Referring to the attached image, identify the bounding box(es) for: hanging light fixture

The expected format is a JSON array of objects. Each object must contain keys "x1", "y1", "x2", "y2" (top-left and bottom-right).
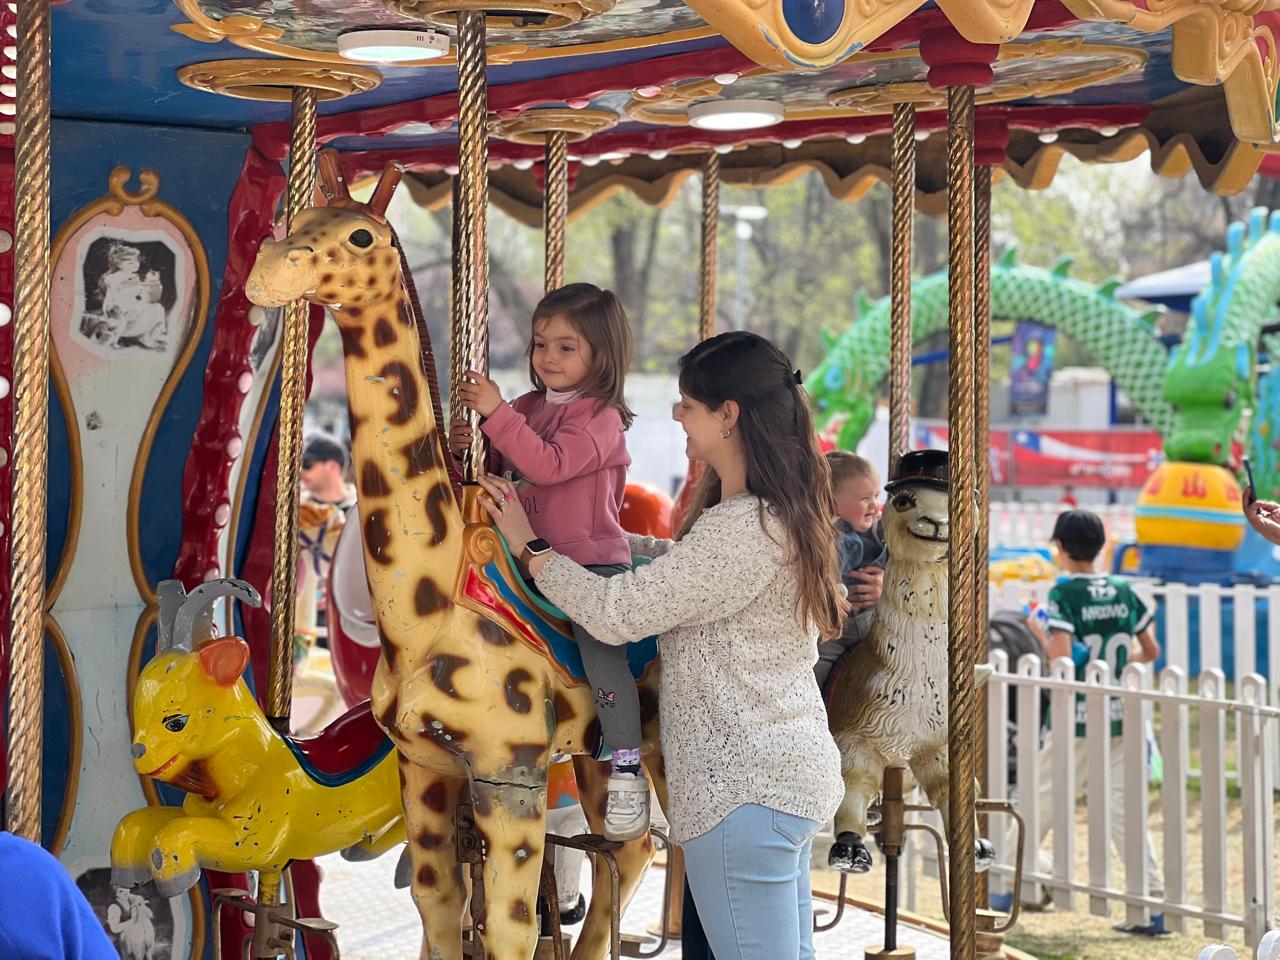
[
  {"x1": 689, "y1": 99, "x2": 784, "y2": 131},
  {"x1": 337, "y1": 29, "x2": 450, "y2": 63}
]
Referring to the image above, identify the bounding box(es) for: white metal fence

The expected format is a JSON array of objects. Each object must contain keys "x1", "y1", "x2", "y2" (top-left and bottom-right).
[{"x1": 908, "y1": 652, "x2": 1280, "y2": 949}]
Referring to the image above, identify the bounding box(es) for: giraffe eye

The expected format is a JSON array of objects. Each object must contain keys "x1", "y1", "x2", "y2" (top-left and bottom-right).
[{"x1": 349, "y1": 229, "x2": 374, "y2": 248}]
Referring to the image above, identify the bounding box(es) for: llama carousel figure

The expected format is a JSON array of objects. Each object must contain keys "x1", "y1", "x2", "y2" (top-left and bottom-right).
[{"x1": 825, "y1": 450, "x2": 996, "y2": 874}]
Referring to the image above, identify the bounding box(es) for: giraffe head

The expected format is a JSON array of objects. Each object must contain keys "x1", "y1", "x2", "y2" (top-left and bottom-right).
[{"x1": 246, "y1": 151, "x2": 405, "y2": 312}]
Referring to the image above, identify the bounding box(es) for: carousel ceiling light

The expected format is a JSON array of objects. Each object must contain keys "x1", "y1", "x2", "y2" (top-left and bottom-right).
[
  {"x1": 337, "y1": 29, "x2": 449, "y2": 63},
  {"x1": 0, "y1": 82, "x2": 12, "y2": 97},
  {"x1": 599, "y1": 151, "x2": 627, "y2": 161},
  {"x1": 648, "y1": 149, "x2": 669, "y2": 160},
  {"x1": 713, "y1": 73, "x2": 740, "y2": 86},
  {"x1": 781, "y1": 138, "x2": 802, "y2": 149},
  {"x1": 513, "y1": 158, "x2": 535, "y2": 170},
  {"x1": 1037, "y1": 131, "x2": 1059, "y2": 143},
  {"x1": 581, "y1": 155, "x2": 601, "y2": 166},
  {"x1": 4, "y1": 46, "x2": 15, "y2": 60},
  {"x1": 913, "y1": 129, "x2": 930, "y2": 142},
  {"x1": 1099, "y1": 124, "x2": 1121, "y2": 137},
  {"x1": 689, "y1": 99, "x2": 783, "y2": 131},
  {"x1": 1, "y1": 66, "x2": 12, "y2": 80},
  {"x1": 846, "y1": 133, "x2": 867, "y2": 145},
  {"x1": 713, "y1": 143, "x2": 735, "y2": 154}
]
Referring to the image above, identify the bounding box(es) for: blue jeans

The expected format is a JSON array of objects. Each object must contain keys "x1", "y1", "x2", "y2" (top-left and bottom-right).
[{"x1": 682, "y1": 804, "x2": 820, "y2": 960}]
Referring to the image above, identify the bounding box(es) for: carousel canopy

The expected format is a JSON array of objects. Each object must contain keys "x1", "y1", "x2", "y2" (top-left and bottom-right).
[{"x1": 45, "y1": 1, "x2": 1280, "y2": 214}]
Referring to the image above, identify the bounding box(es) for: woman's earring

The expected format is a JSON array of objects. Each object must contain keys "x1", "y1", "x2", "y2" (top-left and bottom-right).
[{"x1": 720, "y1": 428, "x2": 732, "y2": 439}]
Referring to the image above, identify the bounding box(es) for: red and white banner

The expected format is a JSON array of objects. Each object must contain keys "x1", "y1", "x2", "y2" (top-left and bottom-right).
[{"x1": 914, "y1": 422, "x2": 1163, "y2": 488}]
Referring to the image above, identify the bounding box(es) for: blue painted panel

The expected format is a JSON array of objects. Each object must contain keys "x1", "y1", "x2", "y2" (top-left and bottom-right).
[{"x1": 782, "y1": 0, "x2": 843, "y2": 46}]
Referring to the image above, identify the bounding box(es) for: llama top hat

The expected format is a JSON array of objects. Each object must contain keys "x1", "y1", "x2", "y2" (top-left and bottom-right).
[{"x1": 884, "y1": 449, "x2": 949, "y2": 494}]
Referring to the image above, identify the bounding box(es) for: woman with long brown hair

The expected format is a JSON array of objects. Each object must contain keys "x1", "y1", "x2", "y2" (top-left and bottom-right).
[{"x1": 479, "y1": 331, "x2": 844, "y2": 960}]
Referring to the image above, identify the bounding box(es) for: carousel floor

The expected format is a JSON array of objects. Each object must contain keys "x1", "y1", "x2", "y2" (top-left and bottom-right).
[{"x1": 316, "y1": 832, "x2": 953, "y2": 959}]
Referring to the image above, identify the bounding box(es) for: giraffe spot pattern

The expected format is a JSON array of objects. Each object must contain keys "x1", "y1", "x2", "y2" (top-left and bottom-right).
[
  {"x1": 503, "y1": 668, "x2": 533, "y2": 714},
  {"x1": 414, "y1": 577, "x2": 451, "y2": 616},
  {"x1": 373, "y1": 318, "x2": 397, "y2": 348},
  {"x1": 377, "y1": 693, "x2": 399, "y2": 732},
  {"x1": 402, "y1": 435, "x2": 442, "y2": 480},
  {"x1": 420, "y1": 713, "x2": 468, "y2": 747},
  {"x1": 553, "y1": 691, "x2": 575, "y2": 724},
  {"x1": 338, "y1": 325, "x2": 366, "y2": 360},
  {"x1": 422, "y1": 781, "x2": 449, "y2": 813},
  {"x1": 417, "y1": 830, "x2": 446, "y2": 850},
  {"x1": 478, "y1": 619, "x2": 513, "y2": 646},
  {"x1": 427, "y1": 653, "x2": 469, "y2": 699},
  {"x1": 416, "y1": 864, "x2": 437, "y2": 888},
  {"x1": 363, "y1": 509, "x2": 394, "y2": 565},
  {"x1": 377, "y1": 360, "x2": 419, "y2": 426},
  {"x1": 508, "y1": 743, "x2": 547, "y2": 775},
  {"x1": 377, "y1": 629, "x2": 398, "y2": 671},
  {"x1": 424, "y1": 481, "x2": 451, "y2": 546},
  {"x1": 513, "y1": 840, "x2": 537, "y2": 865},
  {"x1": 360, "y1": 461, "x2": 392, "y2": 498},
  {"x1": 509, "y1": 901, "x2": 530, "y2": 923}
]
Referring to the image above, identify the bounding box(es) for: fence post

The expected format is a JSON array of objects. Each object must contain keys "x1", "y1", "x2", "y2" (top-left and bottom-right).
[
  {"x1": 1200, "y1": 669, "x2": 1228, "y2": 940},
  {"x1": 1121, "y1": 663, "x2": 1151, "y2": 927},
  {"x1": 1166, "y1": 583, "x2": 1190, "y2": 676},
  {"x1": 1085, "y1": 659, "x2": 1112, "y2": 918},
  {"x1": 1266, "y1": 585, "x2": 1280, "y2": 786},
  {"x1": 1239, "y1": 675, "x2": 1274, "y2": 949},
  {"x1": 1049, "y1": 656, "x2": 1075, "y2": 911},
  {"x1": 1200, "y1": 585, "x2": 1223, "y2": 677},
  {"x1": 1233, "y1": 584, "x2": 1258, "y2": 681},
  {"x1": 1159, "y1": 666, "x2": 1188, "y2": 934},
  {"x1": 987, "y1": 649, "x2": 1010, "y2": 892},
  {"x1": 1016, "y1": 653, "x2": 1043, "y2": 903}
]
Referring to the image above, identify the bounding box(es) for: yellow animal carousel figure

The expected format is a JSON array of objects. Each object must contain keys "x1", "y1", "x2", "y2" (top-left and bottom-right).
[
  {"x1": 245, "y1": 152, "x2": 666, "y2": 960},
  {"x1": 111, "y1": 578, "x2": 405, "y2": 900}
]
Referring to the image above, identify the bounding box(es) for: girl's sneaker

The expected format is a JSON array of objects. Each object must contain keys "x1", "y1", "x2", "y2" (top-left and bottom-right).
[{"x1": 604, "y1": 772, "x2": 650, "y2": 841}]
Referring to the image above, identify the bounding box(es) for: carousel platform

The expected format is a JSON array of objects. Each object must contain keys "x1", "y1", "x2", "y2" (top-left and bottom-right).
[{"x1": 316, "y1": 833, "x2": 955, "y2": 959}]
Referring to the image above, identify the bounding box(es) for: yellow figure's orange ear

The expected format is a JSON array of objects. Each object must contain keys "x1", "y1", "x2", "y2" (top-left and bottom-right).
[{"x1": 198, "y1": 637, "x2": 251, "y2": 687}]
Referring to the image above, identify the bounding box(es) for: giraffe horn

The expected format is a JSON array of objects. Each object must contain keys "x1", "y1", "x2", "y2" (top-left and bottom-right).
[
  {"x1": 367, "y1": 160, "x2": 405, "y2": 218},
  {"x1": 174, "y1": 578, "x2": 262, "y2": 650},
  {"x1": 317, "y1": 149, "x2": 352, "y2": 204}
]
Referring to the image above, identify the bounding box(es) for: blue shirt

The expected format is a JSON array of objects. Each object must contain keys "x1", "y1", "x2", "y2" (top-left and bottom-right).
[
  {"x1": 835, "y1": 518, "x2": 887, "y2": 583},
  {"x1": 0, "y1": 832, "x2": 117, "y2": 959}
]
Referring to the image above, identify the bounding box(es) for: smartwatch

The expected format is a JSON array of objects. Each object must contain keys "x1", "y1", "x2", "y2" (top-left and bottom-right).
[{"x1": 519, "y1": 538, "x2": 553, "y2": 566}]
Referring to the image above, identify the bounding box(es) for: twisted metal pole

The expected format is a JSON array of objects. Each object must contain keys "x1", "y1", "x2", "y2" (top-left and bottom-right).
[
  {"x1": 452, "y1": 10, "x2": 490, "y2": 483},
  {"x1": 889, "y1": 103, "x2": 916, "y2": 473},
  {"x1": 699, "y1": 152, "x2": 720, "y2": 341},
  {"x1": 973, "y1": 163, "x2": 993, "y2": 906},
  {"x1": 946, "y1": 82, "x2": 978, "y2": 960},
  {"x1": 544, "y1": 130, "x2": 568, "y2": 293},
  {"x1": 5, "y1": 0, "x2": 51, "y2": 841},
  {"x1": 265, "y1": 87, "x2": 316, "y2": 736}
]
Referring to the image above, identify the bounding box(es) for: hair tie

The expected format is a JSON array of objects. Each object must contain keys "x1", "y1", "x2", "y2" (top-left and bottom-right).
[{"x1": 793, "y1": 369, "x2": 803, "y2": 385}]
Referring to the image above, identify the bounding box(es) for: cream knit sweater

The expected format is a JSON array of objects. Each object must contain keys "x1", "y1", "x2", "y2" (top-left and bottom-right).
[{"x1": 535, "y1": 494, "x2": 844, "y2": 844}]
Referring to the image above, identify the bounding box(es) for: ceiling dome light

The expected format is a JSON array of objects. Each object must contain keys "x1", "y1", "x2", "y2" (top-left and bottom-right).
[
  {"x1": 648, "y1": 149, "x2": 669, "y2": 160},
  {"x1": 846, "y1": 133, "x2": 867, "y2": 145},
  {"x1": 599, "y1": 151, "x2": 627, "y2": 161},
  {"x1": 1099, "y1": 124, "x2": 1121, "y2": 137},
  {"x1": 713, "y1": 143, "x2": 734, "y2": 154},
  {"x1": 1037, "y1": 130, "x2": 1059, "y2": 143},
  {"x1": 337, "y1": 29, "x2": 449, "y2": 63},
  {"x1": 781, "y1": 138, "x2": 802, "y2": 149},
  {"x1": 513, "y1": 158, "x2": 535, "y2": 170},
  {"x1": 689, "y1": 99, "x2": 784, "y2": 132},
  {"x1": 581, "y1": 156, "x2": 601, "y2": 166},
  {"x1": 913, "y1": 129, "x2": 930, "y2": 142},
  {"x1": 713, "y1": 72, "x2": 740, "y2": 86}
]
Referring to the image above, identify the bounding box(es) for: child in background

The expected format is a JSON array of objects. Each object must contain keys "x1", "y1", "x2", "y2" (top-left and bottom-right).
[
  {"x1": 451, "y1": 283, "x2": 649, "y2": 841},
  {"x1": 814, "y1": 451, "x2": 887, "y2": 693}
]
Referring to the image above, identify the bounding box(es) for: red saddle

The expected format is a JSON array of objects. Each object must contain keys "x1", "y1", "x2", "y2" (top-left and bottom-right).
[{"x1": 283, "y1": 701, "x2": 393, "y2": 785}]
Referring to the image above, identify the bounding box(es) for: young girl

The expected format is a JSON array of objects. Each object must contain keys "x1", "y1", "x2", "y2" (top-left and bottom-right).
[{"x1": 450, "y1": 283, "x2": 648, "y2": 841}]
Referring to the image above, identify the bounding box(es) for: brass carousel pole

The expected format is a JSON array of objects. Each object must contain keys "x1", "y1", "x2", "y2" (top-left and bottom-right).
[
  {"x1": 265, "y1": 87, "x2": 317, "y2": 738},
  {"x1": 699, "y1": 152, "x2": 720, "y2": 341},
  {"x1": 889, "y1": 104, "x2": 916, "y2": 470},
  {"x1": 544, "y1": 130, "x2": 568, "y2": 293},
  {"x1": 5, "y1": 0, "x2": 52, "y2": 841},
  {"x1": 452, "y1": 10, "x2": 490, "y2": 484},
  {"x1": 945, "y1": 81, "x2": 978, "y2": 960},
  {"x1": 973, "y1": 160, "x2": 993, "y2": 910}
]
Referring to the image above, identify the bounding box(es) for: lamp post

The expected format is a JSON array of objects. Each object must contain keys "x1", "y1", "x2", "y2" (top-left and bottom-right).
[{"x1": 722, "y1": 204, "x2": 767, "y2": 331}]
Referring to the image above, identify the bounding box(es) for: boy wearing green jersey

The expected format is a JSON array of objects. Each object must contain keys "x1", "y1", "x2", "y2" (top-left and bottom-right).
[{"x1": 995, "y1": 510, "x2": 1166, "y2": 935}]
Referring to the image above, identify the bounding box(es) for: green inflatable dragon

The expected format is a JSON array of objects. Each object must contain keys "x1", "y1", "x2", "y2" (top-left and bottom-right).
[{"x1": 807, "y1": 208, "x2": 1280, "y2": 500}]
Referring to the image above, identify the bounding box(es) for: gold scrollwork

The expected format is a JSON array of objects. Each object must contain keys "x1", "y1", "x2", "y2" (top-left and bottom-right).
[
  {"x1": 176, "y1": 59, "x2": 381, "y2": 103},
  {"x1": 490, "y1": 107, "x2": 620, "y2": 144},
  {"x1": 389, "y1": 0, "x2": 616, "y2": 30}
]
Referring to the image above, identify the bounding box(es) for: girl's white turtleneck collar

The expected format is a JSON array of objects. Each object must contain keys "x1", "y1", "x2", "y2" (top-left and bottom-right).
[{"x1": 545, "y1": 387, "x2": 581, "y2": 405}]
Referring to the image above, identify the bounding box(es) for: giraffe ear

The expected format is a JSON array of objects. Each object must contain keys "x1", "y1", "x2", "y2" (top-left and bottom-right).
[{"x1": 197, "y1": 638, "x2": 251, "y2": 687}]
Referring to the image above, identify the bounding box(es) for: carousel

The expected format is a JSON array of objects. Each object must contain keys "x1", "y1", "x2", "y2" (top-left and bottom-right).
[{"x1": 1, "y1": 1, "x2": 1277, "y2": 959}]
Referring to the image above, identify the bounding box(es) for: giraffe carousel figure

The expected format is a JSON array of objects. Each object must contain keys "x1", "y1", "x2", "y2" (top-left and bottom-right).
[{"x1": 245, "y1": 152, "x2": 666, "y2": 960}]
